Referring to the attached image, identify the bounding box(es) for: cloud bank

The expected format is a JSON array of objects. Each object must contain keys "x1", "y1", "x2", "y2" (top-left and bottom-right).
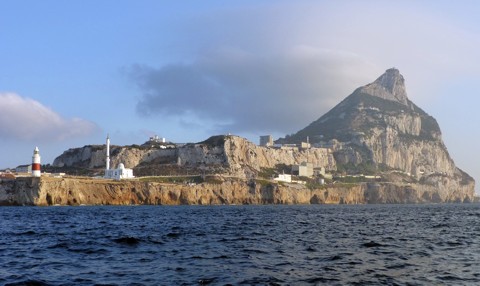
[
  {"x1": 0, "y1": 93, "x2": 98, "y2": 142},
  {"x1": 130, "y1": 47, "x2": 377, "y2": 134}
]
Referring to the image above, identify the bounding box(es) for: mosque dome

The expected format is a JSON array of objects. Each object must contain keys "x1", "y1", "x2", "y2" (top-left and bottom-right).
[{"x1": 118, "y1": 163, "x2": 125, "y2": 169}]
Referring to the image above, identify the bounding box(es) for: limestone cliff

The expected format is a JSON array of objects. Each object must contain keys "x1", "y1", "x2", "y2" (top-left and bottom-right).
[
  {"x1": 52, "y1": 144, "x2": 171, "y2": 170},
  {"x1": 178, "y1": 135, "x2": 336, "y2": 178},
  {"x1": 52, "y1": 136, "x2": 336, "y2": 178},
  {"x1": 0, "y1": 177, "x2": 473, "y2": 206}
]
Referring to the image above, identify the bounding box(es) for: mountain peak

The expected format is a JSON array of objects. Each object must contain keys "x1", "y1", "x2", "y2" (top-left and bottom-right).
[{"x1": 358, "y1": 68, "x2": 409, "y2": 106}]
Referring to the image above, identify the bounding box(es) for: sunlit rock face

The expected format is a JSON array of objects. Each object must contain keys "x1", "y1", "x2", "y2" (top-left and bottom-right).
[{"x1": 0, "y1": 177, "x2": 473, "y2": 206}]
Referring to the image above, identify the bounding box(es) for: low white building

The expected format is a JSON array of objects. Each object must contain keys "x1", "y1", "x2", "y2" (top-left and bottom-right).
[
  {"x1": 105, "y1": 163, "x2": 134, "y2": 180},
  {"x1": 274, "y1": 174, "x2": 292, "y2": 183},
  {"x1": 15, "y1": 164, "x2": 32, "y2": 174}
]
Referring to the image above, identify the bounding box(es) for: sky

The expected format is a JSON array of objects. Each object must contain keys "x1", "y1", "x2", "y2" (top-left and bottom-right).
[{"x1": 1, "y1": 0, "x2": 479, "y2": 192}]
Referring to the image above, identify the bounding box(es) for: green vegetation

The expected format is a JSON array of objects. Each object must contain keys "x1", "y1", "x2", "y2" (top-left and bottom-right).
[
  {"x1": 334, "y1": 176, "x2": 367, "y2": 184},
  {"x1": 42, "y1": 164, "x2": 98, "y2": 176},
  {"x1": 459, "y1": 169, "x2": 475, "y2": 185},
  {"x1": 306, "y1": 180, "x2": 327, "y2": 190},
  {"x1": 254, "y1": 179, "x2": 273, "y2": 186},
  {"x1": 354, "y1": 92, "x2": 408, "y2": 112},
  {"x1": 126, "y1": 144, "x2": 143, "y2": 150},
  {"x1": 139, "y1": 176, "x2": 204, "y2": 184},
  {"x1": 419, "y1": 115, "x2": 440, "y2": 141},
  {"x1": 203, "y1": 176, "x2": 224, "y2": 184},
  {"x1": 336, "y1": 161, "x2": 378, "y2": 176},
  {"x1": 86, "y1": 145, "x2": 104, "y2": 152},
  {"x1": 258, "y1": 167, "x2": 276, "y2": 179},
  {"x1": 277, "y1": 91, "x2": 443, "y2": 147},
  {"x1": 258, "y1": 164, "x2": 290, "y2": 179},
  {"x1": 138, "y1": 175, "x2": 226, "y2": 185},
  {"x1": 197, "y1": 135, "x2": 227, "y2": 148}
]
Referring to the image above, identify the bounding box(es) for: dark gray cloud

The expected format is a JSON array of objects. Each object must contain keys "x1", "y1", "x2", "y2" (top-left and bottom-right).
[{"x1": 129, "y1": 47, "x2": 377, "y2": 135}]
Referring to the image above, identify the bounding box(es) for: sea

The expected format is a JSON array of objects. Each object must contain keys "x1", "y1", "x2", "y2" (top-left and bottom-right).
[{"x1": 1, "y1": 204, "x2": 479, "y2": 285}]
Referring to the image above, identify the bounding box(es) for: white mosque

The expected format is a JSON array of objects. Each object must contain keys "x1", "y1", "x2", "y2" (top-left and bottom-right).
[{"x1": 104, "y1": 135, "x2": 134, "y2": 180}]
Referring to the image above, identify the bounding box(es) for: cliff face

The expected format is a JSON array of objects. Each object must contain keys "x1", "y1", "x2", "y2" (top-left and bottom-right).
[
  {"x1": 53, "y1": 146, "x2": 106, "y2": 168},
  {"x1": 178, "y1": 135, "x2": 336, "y2": 178},
  {"x1": 53, "y1": 145, "x2": 177, "y2": 170},
  {"x1": 0, "y1": 177, "x2": 472, "y2": 206},
  {"x1": 53, "y1": 136, "x2": 336, "y2": 178}
]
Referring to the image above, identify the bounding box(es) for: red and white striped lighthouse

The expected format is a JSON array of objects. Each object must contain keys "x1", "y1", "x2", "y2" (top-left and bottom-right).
[{"x1": 32, "y1": 146, "x2": 41, "y2": 177}]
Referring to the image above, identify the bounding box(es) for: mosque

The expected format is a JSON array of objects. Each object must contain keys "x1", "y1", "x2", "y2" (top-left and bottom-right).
[{"x1": 104, "y1": 135, "x2": 134, "y2": 180}]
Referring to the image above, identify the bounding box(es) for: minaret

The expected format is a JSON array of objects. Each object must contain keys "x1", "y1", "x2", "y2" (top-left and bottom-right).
[
  {"x1": 32, "y1": 147, "x2": 41, "y2": 177},
  {"x1": 106, "y1": 134, "x2": 110, "y2": 170}
]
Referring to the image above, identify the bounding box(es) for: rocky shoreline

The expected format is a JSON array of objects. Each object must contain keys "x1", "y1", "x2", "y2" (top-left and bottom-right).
[{"x1": 0, "y1": 176, "x2": 473, "y2": 206}]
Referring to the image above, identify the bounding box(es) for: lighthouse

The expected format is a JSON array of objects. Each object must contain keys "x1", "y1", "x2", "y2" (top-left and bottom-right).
[{"x1": 32, "y1": 147, "x2": 41, "y2": 177}]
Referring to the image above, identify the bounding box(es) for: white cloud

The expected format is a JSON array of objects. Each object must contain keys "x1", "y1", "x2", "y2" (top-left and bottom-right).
[{"x1": 0, "y1": 92, "x2": 99, "y2": 142}]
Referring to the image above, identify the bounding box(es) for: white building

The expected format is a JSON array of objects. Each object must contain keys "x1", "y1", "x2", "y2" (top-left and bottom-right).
[
  {"x1": 105, "y1": 163, "x2": 134, "y2": 180},
  {"x1": 15, "y1": 164, "x2": 32, "y2": 174},
  {"x1": 150, "y1": 135, "x2": 166, "y2": 143},
  {"x1": 274, "y1": 174, "x2": 292, "y2": 183},
  {"x1": 104, "y1": 135, "x2": 135, "y2": 180}
]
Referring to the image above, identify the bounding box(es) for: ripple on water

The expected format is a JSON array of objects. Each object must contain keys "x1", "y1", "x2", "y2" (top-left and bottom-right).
[{"x1": 113, "y1": 236, "x2": 141, "y2": 245}]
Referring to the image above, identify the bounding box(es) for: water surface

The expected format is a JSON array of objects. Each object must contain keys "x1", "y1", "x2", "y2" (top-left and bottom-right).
[{"x1": 1, "y1": 204, "x2": 479, "y2": 285}]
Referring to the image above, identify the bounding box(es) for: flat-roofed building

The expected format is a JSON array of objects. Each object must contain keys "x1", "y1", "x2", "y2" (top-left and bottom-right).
[
  {"x1": 15, "y1": 164, "x2": 32, "y2": 174},
  {"x1": 259, "y1": 135, "x2": 273, "y2": 147},
  {"x1": 292, "y1": 162, "x2": 314, "y2": 178},
  {"x1": 274, "y1": 173, "x2": 292, "y2": 183}
]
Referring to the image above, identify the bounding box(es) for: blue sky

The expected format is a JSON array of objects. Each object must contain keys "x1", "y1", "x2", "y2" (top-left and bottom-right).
[{"x1": 1, "y1": 1, "x2": 480, "y2": 192}]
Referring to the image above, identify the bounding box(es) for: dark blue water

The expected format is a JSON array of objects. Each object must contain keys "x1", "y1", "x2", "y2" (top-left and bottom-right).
[{"x1": 1, "y1": 204, "x2": 479, "y2": 285}]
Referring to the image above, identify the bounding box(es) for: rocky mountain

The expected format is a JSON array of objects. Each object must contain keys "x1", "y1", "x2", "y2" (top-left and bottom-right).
[
  {"x1": 50, "y1": 68, "x2": 474, "y2": 203},
  {"x1": 278, "y1": 68, "x2": 474, "y2": 197}
]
